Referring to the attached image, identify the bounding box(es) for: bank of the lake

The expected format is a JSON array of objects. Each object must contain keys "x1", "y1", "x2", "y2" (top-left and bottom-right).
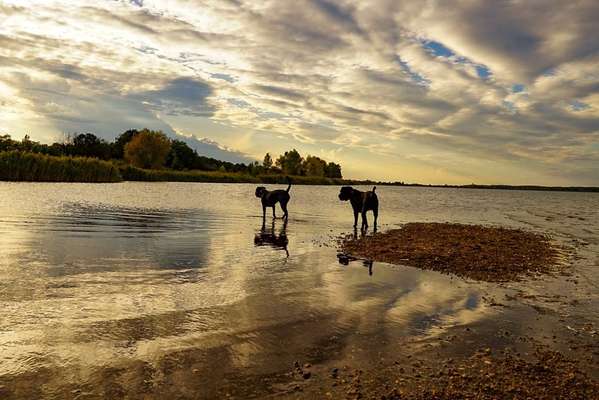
[
  {"x1": 120, "y1": 165, "x2": 355, "y2": 185},
  {"x1": 0, "y1": 151, "x2": 373, "y2": 185},
  {"x1": 0, "y1": 151, "x2": 371, "y2": 185},
  {"x1": 2, "y1": 151, "x2": 599, "y2": 192}
]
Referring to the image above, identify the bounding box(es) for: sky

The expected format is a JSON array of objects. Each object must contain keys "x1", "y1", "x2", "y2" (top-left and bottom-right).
[{"x1": 1, "y1": 0, "x2": 598, "y2": 185}]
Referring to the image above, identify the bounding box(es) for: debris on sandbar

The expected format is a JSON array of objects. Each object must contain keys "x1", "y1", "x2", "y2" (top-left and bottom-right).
[
  {"x1": 331, "y1": 347, "x2": 599, "y2": 400},
  {"x1": 341, "y1": 223, "x2": 562, "y2": 282}
]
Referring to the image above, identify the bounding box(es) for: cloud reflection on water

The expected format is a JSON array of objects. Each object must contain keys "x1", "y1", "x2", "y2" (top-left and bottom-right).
[{"x1": 0, "y1": 182, "x2": 597, "y2": 397}]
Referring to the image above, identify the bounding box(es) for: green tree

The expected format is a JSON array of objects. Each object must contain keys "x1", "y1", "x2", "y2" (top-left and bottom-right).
[
  {"x1": 124, "y1": 129, "x2": 171, "y2": 169},
  {"x1": 0, "y1": 134, "x2": 17, "y2": 152},
  {"x1": 67, "y1": 133, "x2": 111, "y2": 160},
  {"x1": 303, "y1": 155, "x2": 327, "y2": 177},
  {"x1": 275, "y1": 149, "x2": 304, "y2": 175},
  {"x1": 263, "y1": 153, "x2": 273, "y2": 170},
  {"x1": 20, "y1": 135, "x2": 35, "y2": 152},
  {"x1": 111, "y1": 129, "x2": 139, "y2": 159},
  {"x1": 325, "y1": 162, "x2": 342, "y2": 178},
  {"x1": 167, "y1": 140, "x2": 197, "y2": 170},
  {"x1": 248, "y1": 161, "x2": 264, "y2": 176}
]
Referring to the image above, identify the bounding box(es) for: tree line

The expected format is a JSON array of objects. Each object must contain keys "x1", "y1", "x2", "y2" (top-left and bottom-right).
[
  {"x1": 0, "y1": 130, "x2": 342, "y2": 178},
  {"x1": 253, "y1": 149, "x2": 342, "y2": 178}
]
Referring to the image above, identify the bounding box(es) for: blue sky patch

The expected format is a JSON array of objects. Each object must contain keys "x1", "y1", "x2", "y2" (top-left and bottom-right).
[
  {"x1": 394, "y1": 55, "x2": 430, "y2": 86},
  {"x1": 423, "y1": 40, "x2": 454, "y2": 57},
  {"x1": 475, "y1": 65, "x2": 491, "y2": 79},
  {"x1": 420, "y1": 39, "x2": 493, "y2": 82},
  {"x1": 570, "y1": 100, "x2": 590, "y2": 111},
  {"x1": 512, "y1": 84, "x2": 525, "y2": 93},
  {"x1": 227, "y1": 98, "x2": 250, "y2": 108},
  {"x1": 211, "y1": 73, "x2": 235, "y2": 83}
]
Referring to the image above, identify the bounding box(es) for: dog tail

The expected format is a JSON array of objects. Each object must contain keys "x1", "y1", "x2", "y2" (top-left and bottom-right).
[
  {"x1": 286, "y1": 176, "x2": 292, "y2": 192},
  {"x1": 372, "y1": 185, "x2": 377, "y2": 193}
]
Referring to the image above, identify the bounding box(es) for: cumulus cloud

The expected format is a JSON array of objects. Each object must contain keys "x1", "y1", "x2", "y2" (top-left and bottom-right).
[{"x1": 0, "y1": 0, "x2": 598, "y2": 184}]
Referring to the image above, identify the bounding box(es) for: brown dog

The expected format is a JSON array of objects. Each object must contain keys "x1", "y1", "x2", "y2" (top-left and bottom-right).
[{"x1": 338, "y1": 186, "x2": 378, "y2": 229}]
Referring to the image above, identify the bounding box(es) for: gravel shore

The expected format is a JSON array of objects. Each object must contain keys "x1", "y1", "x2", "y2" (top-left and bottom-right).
[{"x1": 341, "y1": 223, "x2": 562, "y2": 282}]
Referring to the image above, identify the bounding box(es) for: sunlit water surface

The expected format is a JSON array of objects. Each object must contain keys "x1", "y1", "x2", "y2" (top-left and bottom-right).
[{"x1": 0, "y1": 182, "x2": 597, "y2": 398}]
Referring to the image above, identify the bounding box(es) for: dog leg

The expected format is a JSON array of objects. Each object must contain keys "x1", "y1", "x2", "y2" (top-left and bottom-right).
[
  {"x1": 272, "y1": 206, "x2": 276, "y2": 219},
  {"x1": 353, "y1": 211, "x2": 359, "y2": 228},
  {"x1": 361, "y1": 211, "x2": 368, "y2": 229},
  {"x1": 281, "y1": 202, "x2": 289, "y2": 220},
  {"x1": 373, "y1": 207, "x2": 378, "y2": 230}
]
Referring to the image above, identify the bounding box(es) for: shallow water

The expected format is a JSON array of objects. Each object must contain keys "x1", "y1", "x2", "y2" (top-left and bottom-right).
[{"x1": 0, "y1": 182, "x2": 597, "y2": 398}]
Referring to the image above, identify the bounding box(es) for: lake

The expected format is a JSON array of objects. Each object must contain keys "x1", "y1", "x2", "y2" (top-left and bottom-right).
[{"x1": 0, "y1": 182, "x2": 597, "y2": 398}]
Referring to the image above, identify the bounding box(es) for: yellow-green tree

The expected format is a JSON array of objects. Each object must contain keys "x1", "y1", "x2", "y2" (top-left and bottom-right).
[{"x1": 124, "y1": 129, "x2": 171, "y2": 169}]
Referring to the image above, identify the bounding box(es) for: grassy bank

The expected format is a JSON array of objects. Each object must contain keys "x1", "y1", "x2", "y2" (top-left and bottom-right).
[
  {"x1": 0, "y1": 151, "x2": 122, "y2": 182},
  {"x1": 120, "y1": 165, "x2": 260, "y2": 183},
  {"x1": 119, "y1": 165, "x2": 361, "y2": 185},
  {"x1": 0, "y1": 151, "x2": 366, "y2": 185}
]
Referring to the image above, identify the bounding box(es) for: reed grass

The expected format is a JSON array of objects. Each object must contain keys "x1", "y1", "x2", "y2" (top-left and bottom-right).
[
  {"x1": 120, "y1": 165, "x2": 261, "y2": 183},
  {"x1": 0, "y1": 151, "x2": 122, "y2": 182}
]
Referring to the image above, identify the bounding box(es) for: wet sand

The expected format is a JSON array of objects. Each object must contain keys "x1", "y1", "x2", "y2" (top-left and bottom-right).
[
  {"x1": 324, "y1": 222, "x2": 597, "y2": 399},
  {"x1": 293, "y1": 347, "x2": 598, "y2": 400}
]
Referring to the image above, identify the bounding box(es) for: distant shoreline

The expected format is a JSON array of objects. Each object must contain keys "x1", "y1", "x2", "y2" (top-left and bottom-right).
[
  {"x1": 2, "y1": 175, "x2": 598, "y2": 193},
  {"x1": 122, "y1": 169, "x2": 599, "y2": 193},
  {"x1": 1, "y1": 151, "x2": 597, "y2": 193},
  {"x1": 380, "y1": 183, "x2": 599, "y2": 193}
]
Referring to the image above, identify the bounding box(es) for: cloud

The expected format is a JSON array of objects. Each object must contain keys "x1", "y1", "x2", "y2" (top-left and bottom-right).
[
  {"x1": 174, "y1": 135, "x2": 254, "y2": 164},
  {"x1": 0, "y1": 0, "x2": 598, "y2": 184},
  {"x1": 130, "y1": 78, "x2": 214, "y2": 117},
  {"x1": 0, "y1": 70, "x2": 249, "y2": 163}
]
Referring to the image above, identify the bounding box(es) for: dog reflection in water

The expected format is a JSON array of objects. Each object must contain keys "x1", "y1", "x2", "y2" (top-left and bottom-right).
[{"x1": 254, "y1": 219, "x2": 289, "y2": 257}]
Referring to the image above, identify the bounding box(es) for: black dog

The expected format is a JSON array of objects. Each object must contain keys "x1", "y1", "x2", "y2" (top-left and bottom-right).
[
  {"x1": 255, "y1": 179, "x2": 291, "y2": 222},
  {"x1": 338, "y1": 186, "x2": 378, "y2": 229}
]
